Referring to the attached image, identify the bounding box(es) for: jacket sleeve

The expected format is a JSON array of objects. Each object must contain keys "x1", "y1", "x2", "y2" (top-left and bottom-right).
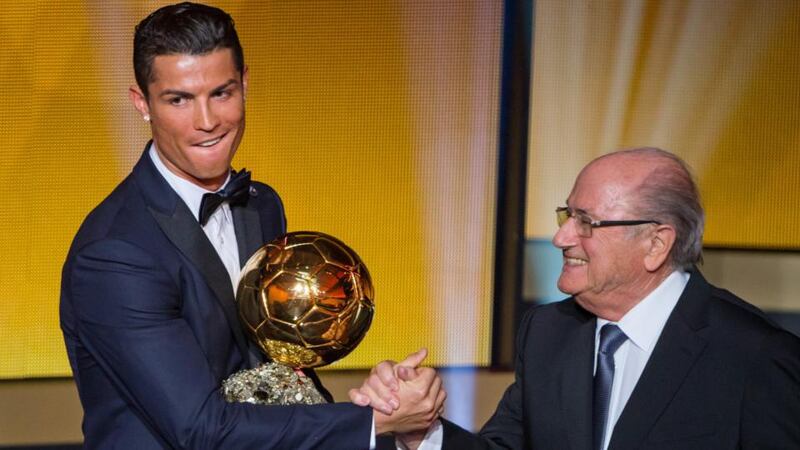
[
  {"x1": 67, "y1": 237, "x2": 371, "y2": 449},
  {"x1": 740, "y1": 327, "x2": 800, "y2": 448},
  {"x1": 475, "y1": 307, "x2": 538, "y2": 448},
  {"x1": 440, "y1": 308, "x2": 539, "y2": 450}
]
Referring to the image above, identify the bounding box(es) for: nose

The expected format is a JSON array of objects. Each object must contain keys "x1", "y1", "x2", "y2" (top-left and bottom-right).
[
  {"x1": 194, "y1": 100, "x2": 219, "y2": 131},
  {"x1": 552, "y1": 217, "x2": 578, "y2": 249}
]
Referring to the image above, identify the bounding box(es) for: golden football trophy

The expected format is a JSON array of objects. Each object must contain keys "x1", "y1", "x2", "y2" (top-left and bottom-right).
[{"x1": 222, "y1": 231, "x2": 374, "y2": 405}]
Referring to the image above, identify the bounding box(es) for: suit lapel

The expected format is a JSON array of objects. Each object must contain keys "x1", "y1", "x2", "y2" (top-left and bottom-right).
[
  {"x1": 609, "y1": 271, "x2": 710, "y2": 449},
  {"x1": 132, "y1": 143, "x2": 252, "y2": 363},
  {"x1": 231, "y1": 199, "x2": 267, "y2": 367},
  {"x1": 149, "y1": 202, "x2": 252, "y2": 363},
  {"x1": 232, "y1": 198, "x2": 263, "y2": 266},
  {"x1": 559, "y1": 307, "x2": 596, "y2": 450}
]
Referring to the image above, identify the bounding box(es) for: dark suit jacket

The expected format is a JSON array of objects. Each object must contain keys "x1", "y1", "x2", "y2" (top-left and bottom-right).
[
  {"x1": 443, "y1": 270, "x2": 800, "y2": 449},
  {"x1": 60, "y1": 144, "x2": 371, "y2": 449}
]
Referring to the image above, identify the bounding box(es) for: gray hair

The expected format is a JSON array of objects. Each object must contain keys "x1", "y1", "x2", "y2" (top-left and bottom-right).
[{"x1": 605, "y1": 147, "x2": 705, "y2": 269}]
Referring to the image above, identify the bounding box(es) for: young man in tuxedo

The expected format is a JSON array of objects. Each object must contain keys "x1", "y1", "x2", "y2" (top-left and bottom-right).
[{"x1": 61, "y1": 3, "x2": 443, "y2": 448}]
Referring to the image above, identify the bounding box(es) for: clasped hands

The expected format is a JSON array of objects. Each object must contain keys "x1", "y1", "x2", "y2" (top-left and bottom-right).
[{"x1": 350, "y1": 348, "x2": 446, "y2": 444}]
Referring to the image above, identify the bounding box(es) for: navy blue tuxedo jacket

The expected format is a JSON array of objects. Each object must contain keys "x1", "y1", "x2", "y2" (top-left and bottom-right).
[
  {"x1": 61, "y1": 145, "x2": 371, "y2": 449},
  {"x1": 442, "y1": 270, "x2": 800, "y2": 449}
]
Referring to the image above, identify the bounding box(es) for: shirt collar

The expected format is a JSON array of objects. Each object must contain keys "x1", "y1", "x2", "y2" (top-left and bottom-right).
[
  {"x1": 597, "y1": 270, "x2": 690, "y2": 353},
  {"x1": 148, "y1": 143, "x2": 231, "y2": 222}
]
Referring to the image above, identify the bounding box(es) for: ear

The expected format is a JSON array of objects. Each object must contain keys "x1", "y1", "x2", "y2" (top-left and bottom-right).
[
  {"x1": 128, "y1": 85, "x2": 151, "y2": 120},
  {"x1": 241, "y1": 65, "x2": 249, "y2": 101},
  {"x1": 644, "y1": 224, "x2": 676, "y2": 272}
]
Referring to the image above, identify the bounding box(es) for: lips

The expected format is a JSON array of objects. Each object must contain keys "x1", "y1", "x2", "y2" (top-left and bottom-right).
[{"x1": 194, "y1": 132, "x2": 227, "y2": 147}]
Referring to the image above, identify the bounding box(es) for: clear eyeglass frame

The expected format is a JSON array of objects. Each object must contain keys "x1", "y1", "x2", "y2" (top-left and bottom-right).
[{"x1": 555, "y1": 206, "x2": 660, "y2": 238}]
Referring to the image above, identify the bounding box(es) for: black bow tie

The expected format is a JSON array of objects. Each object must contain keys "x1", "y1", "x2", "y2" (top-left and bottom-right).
[{"x1": 198, "y1": 169, "x2": 251, "y2": 225}]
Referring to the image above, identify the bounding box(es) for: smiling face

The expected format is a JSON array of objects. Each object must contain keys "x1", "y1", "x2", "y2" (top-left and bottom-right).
[
  {"x1": 130, "y1": 48, "x2": 248, "y2": 191},
  {"x1": 552, "y1": 155, "x2": 663, "y2": 319}
]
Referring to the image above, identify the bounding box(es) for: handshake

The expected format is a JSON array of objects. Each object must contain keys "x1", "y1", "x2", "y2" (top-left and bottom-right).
[{"x1": 349, "y1": 348, "x2": 446, "y2": 448}]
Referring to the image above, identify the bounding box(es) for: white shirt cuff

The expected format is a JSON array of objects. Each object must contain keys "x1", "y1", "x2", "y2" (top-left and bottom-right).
[
  {"x1": 370, "y1": 412, "x2": 377, "y2": 449},
  {"x1": 395, "y1": 419, "x2": 443, "y2": 450}
]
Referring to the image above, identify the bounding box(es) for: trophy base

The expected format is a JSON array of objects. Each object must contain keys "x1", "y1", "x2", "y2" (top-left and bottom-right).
[{"x1": 222, "y1": 362, "x2": 327, "y2": 405}]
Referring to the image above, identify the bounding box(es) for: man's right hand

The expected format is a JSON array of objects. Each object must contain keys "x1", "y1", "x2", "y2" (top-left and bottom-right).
[
  {"x1": 373, "y1": 364, "x2": 445, "y2": 435},
  {"x1": 350, "y1": 348, "x2": 428, "y2": 414},
  {"x1": 349, "y1": 348, "x2": 446, "y2": 435}
]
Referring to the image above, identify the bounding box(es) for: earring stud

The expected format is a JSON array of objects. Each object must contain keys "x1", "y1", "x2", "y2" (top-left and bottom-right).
[{"x1": 143, "y1": 114, "x2": 150, "y2": 122}]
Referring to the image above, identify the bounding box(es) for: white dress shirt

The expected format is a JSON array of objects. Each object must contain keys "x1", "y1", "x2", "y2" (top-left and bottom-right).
[
  {"x1": 594, "y1": 270, "x2": 689, "y2": 450},
  {"x1": 148, "y1": 144, "x2": 241, "y2": 293}
]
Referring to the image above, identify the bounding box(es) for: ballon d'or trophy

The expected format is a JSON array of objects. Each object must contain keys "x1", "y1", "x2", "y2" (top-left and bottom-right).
[{"x1": 222, "y1": 231, "x2": 374, "y2": 405}]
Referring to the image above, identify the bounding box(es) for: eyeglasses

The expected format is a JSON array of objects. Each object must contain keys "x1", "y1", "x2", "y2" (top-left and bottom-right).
[{"x1": 555, "y1": 206, "x2": 660, "y2": 238}]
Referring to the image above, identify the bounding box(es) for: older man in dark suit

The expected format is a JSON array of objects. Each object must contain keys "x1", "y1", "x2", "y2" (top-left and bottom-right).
[
  {"x1": 356, "y1": 148, "x2": 800, "y2": 449},
  {"x1": 60, "y1": 3, "x2": 443, "y2": 448}
]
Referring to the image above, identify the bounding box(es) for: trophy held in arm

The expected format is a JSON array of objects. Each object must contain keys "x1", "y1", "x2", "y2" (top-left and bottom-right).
[{"x1": 222, "y1": 231, "x2": 374, "y2": 405}]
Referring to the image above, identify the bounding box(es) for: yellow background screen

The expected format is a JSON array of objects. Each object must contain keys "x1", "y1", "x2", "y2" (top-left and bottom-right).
[
  {"x1": 0, "y1": 1, "x2": 502, "y2": 379},
  {"x1": 10, "y1": 0, "x2": 797, "y2": 380},
  {"x1": 526, "y1": 0, "x2": 800, "y2": 247}
]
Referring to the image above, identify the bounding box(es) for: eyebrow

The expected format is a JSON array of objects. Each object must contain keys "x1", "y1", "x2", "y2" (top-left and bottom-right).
[
  {"x1": 565, "y1": 202, "x2": 591, "y2": 216},
  {"x1": 158, "y1": 79, "x2": 240, "y2": 98},
  {"x1": 210, "y1": 79, "x2": 239, "y2": 94}
]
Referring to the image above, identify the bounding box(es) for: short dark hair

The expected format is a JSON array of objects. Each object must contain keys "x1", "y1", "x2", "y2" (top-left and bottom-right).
[{"x1": 133, "y1": 2, "x2": 244, "y2": 98}]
